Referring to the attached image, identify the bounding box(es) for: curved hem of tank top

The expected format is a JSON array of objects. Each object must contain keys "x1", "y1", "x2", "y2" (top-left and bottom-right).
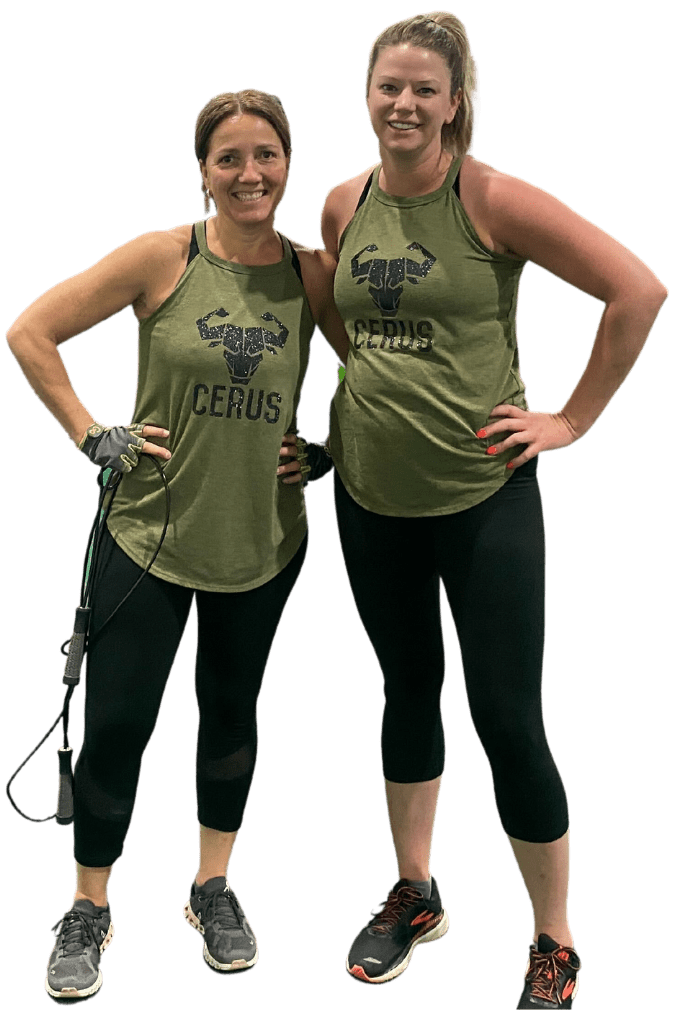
[
  {"x1": 104, "y1": 517, "x2": 308, "y2": 593},
  {"x1": 333, "y1": 455, "x2": 518, "y2": 518}
]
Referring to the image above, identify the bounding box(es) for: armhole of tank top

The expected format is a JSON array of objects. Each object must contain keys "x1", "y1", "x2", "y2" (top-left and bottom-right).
[
  {"x1": 338, "y1": 172, "x2": 374, "y2": 253},
  {"x1": 452, "y1": 162, "x2": 461, "y2": 200},
  {"x1": 186, "y1": 223, "x2": 200, "y2": 266},
  {"x1": 288, "y1": 241, "x2": 304, "y2": 286}
]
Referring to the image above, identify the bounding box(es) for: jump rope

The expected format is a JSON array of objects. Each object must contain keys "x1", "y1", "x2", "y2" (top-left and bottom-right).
[{"x1": 6, "y1": 457, "x2": 171, "y2": 826}]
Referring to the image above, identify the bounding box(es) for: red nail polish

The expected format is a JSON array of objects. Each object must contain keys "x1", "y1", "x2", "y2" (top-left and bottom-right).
[
  {"x1": 487, "y1": 446, "x2": 497, "y2": 456},
  {"x1": 506, "y1": 462, "x2": 514, "y2": 469},
  {"x1": 476, "y1": 428, "x2": 487, "y2": 438}
]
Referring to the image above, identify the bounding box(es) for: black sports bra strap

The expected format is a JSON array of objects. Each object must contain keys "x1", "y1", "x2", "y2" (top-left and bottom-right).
[
  {"x1": 452, "y1": 161, "x2": 461, "y2": 198},
  {"x1": 355, "y1": 172, "x2": 374, "y2": 211},
  {"x1": 289, "y1": 241, "x2": 303, "y2": 285},
  {"x1": 338, "y1": 173, "x2": 374, "y2": 252},
  {"x1": 187, "y1": 224, "x2": 200, "y2": 265}
]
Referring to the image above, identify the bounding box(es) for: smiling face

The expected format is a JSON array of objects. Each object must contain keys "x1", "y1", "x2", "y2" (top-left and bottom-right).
[
  {"x1": 200, "y1": 113, "x2": 289, "y2": 225},
  {"x1": 368, "y1": 44, "x2": 460, "y2": 159}
]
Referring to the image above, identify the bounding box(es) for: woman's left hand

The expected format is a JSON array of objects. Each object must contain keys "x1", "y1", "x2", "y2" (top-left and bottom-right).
[
  {"x1": 478, "y1": 405, "x2": 578, "y2": 469},
  {"x1": 277, "y1": 432, "x2": 303, "y2": 484}
]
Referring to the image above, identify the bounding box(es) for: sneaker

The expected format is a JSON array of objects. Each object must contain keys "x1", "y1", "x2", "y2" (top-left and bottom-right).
[
  {"x1": 45, "y1": 899, "x2": 114, "y2": 999},
  {"x1": 346, "y1": 878, "x2": 448, "y2": 983},
  {"x1": 517, "y1": 932, "x2": 581, "y2": 1008},
  {"x1": 184, "y1": 876, "x2": 258, "y2": 971}
]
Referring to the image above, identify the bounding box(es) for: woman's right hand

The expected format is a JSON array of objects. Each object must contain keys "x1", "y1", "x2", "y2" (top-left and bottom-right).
[{"x1": 78, "y1": 423, "x2": 171, "y2": 472}]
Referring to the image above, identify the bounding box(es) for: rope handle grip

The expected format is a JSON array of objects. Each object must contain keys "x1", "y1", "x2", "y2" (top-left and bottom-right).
[{"x1": 63, "y1": 608, "x2": 91, "y2": 686}]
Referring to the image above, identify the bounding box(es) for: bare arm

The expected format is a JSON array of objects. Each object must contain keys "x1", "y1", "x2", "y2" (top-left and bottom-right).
[
  {"x1": 477, "y1": 170, "x2": 668, "y2": 462},
  {"x1": 6, "y1": 230, "x2": 188, "y2": 449},
  {"x1": 321, "y1": 189, "x2": 343, "y2": 261},
  {"x1": 298, "y1": 248, "x2": 349, "y2": 364},
  {"x1": 487, "y1": 171, "x2": 667, "y2": 434}
]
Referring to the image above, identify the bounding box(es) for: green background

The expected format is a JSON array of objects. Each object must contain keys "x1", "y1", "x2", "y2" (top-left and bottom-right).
[{"x1": 1, "y1": 0, "x2": 670, "y2": 1005}]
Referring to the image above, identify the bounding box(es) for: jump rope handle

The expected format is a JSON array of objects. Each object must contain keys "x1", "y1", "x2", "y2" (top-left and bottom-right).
[
  {"x1": 56, "y1": 747, "x2": 74, "y2": 825},
  {"x1": 63, "y1": 607, "x2": 91, "y2": 686}
]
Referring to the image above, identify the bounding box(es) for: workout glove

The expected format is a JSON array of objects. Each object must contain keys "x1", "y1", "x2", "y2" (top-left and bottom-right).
[
  {"x1": 78, "y1": 423, "x2": 145, "y2": 473},
  {"x1": 295, "y1": 437, "x2": 333, "y2": 486}
]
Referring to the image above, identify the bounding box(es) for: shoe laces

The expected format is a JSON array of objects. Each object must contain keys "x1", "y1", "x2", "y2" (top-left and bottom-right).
[
  {"x1": 203, "y1": 887, "x2": 245, "y2": 931},
  {"x1": 525, "y1": 947, "x2": 571, "y2": 1004},
  {"x1": 51, "y1": 910, "x2": 97, "y2": 958},
  {"x1": 369, "y1": 886, "x2": 424, "y2": 935}
]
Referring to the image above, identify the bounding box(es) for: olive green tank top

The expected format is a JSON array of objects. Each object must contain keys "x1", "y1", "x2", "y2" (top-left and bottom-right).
[
  {"x1": 330, "y1": 158, "x2": 528, "y2": 517},
  {"x1": 106, "y1": 221, "x2": 314, "y2": 591}
]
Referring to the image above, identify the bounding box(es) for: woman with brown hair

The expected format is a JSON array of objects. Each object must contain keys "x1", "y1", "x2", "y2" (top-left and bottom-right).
[
  {"x1": 322, "y1": 12, "x2": 666, "y2": 1006},
  {"x1": 8, "y1": 89, "x2": 347, "y2": 999}
]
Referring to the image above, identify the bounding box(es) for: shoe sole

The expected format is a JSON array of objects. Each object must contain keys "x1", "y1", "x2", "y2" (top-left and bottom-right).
[
  {"x1": 183, "y1": 902, "x2": 258, "y2": 971},
  {"x1": 346, "y1": 909, "x2": 449, "y2": 983},
  {"x1": 45, "y1": 922, "x2": 114, "y2": 999}
]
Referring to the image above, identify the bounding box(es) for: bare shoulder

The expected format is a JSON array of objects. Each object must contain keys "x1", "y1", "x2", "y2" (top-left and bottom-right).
[
  {"x1": 296, "y1": 246, "x2": 337, "y2": 280},
  {"x1": 324, "y1": 167, "x2": 376, "y2": 215},
  {"x1": 286, "y1": 241, "x2": 335, "y2": 274},
  {"x1": 121, "y1": 224, "x2": 193, "y2": 318},
  {"x1": 456, "y1": 156, "x2": 522, "y2": 255},
  {"x1": 127, "y1": 223, "x2": 192, "y2": 269},
  {"x1": 322, "y1": 167, "x2": 377, "y2": 258}
]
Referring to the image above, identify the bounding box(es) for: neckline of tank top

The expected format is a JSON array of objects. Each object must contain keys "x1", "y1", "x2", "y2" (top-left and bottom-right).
[
  {"x1": 195, "y1": 219, "x2": 293, "y2": 275},
  {"x1": 371, "y1": 156, "x2": 463, "y2": 208}
]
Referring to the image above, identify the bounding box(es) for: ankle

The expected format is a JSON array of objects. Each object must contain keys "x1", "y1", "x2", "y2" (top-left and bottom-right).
[
  {"x1": 195, "y1": 873, "x2": 226, "y2": 888},
  {"x1": 534, "y1": 925, "x2": 574, "y2": 949},
  {"x1": 72, "y1": 892, "x2": 106, "y2": 909}
]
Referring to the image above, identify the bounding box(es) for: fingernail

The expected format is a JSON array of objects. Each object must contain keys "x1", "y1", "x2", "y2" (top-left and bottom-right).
[
  {"x1": 506, "y1": 461, "x2": 514, "y2": 469},
  {"x1": 476, "y1": 429, "x2": 487, "y2": 438},
  {"x1": 487, "y1": 446, "x2": 498, "y2": 456},
  {"x1": 276, "y1": 467, "x2": 282, "y2": 474}
]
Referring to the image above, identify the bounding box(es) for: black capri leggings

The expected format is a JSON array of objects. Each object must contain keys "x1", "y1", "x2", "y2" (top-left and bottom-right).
[
  {"x1": 73, "y1": 525, "x2": 306, "y2": 867},
  {"x1": 334, "y1": 457, "x2": 568, "y2": 844}
]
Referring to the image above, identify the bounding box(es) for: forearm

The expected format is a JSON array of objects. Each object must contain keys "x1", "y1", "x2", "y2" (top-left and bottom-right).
[
  {"x1": 7, "y1": 329, "x2": 94, "y2": 445},
  {"x1": 562, "y1": 293, "x2": 667, "y2": 437}
]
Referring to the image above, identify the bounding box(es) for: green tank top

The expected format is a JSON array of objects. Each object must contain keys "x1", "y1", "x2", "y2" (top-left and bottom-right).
[
  {"x1": 330, "y1": 158, "x2": 528, "y2": 517},
  {"x1": 106, "y1": 221, "x2": 314, "y2": 591}
]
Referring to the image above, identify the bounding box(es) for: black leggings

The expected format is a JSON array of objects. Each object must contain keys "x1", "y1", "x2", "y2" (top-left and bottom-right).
[
  {"x1": 73, "y1": 526, "x2": 306, "y2": 867},
  {"x1": 334, "y1": 458, "x2": 568, "y2": 843}
]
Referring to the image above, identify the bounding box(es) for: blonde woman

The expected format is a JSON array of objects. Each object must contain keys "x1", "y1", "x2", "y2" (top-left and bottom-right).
[{"x1": 322, "y1": 12, "x2": 666, "y2": 1006}]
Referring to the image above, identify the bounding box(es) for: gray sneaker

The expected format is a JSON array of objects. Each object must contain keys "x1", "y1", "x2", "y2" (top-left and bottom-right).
[
  {"x1": 184, "y1": 876, "x2": 257, "y2": 971},
  {"x1": 45, "y1": 899, "x2": 113, "y2": 999}
]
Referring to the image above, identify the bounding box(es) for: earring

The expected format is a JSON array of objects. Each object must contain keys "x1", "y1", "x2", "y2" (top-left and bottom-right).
[{"x1": 203, "y1": 188, "x2": 211, "y2": 213}]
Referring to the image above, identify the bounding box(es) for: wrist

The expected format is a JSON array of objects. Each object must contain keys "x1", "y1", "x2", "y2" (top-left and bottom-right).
[
  {"x1": 75, "y1": 420, "x2": 101, "y2": 450},
  {"x1": 556, "y1": 410, "x2": 582, "y2": 440}
]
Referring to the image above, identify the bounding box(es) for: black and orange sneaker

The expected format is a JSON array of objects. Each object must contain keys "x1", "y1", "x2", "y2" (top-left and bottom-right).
[
  {"x1": 346, "y1": 878, "x2": 448, "y2": 983},
  {"x1": 517, "y1": 932, "x2": 581, "y2": 1008}
]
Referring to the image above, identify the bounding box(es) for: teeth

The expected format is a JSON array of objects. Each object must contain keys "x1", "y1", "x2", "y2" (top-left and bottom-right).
[
  {"x1": 389, "y1": 123, "x2": 417, "y2": 130},
  {"x1": 234, "y1": 191, "x2": 265, "y2": 201}
]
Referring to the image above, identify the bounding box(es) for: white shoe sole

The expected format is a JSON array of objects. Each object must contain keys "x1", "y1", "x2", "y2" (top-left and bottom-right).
[
  {"x1": 183, "y1": 901, "x2": 258, "y2": 971},
  {"x1": 45, "y1": 921, "x2": 114, "y2": 998}
]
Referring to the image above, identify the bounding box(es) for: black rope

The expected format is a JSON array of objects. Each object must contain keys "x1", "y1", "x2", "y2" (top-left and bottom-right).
[{"x1": 6, "y1": 456, "x2": 170, "y2": 823}]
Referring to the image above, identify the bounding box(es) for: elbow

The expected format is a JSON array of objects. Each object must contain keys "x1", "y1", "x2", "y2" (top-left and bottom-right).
[
  {"x1": 656, "y1": 283, "x2": 668, "y2": 306},
  {"x1": 608, "y1": 282, "x2": 668, "y2": 322},
  {"x1": 6, "y1": 322, "x2": 25, "y2": 356},
  {"x1": 640, "y1": 276, "x2": 668, "y2": 312}
]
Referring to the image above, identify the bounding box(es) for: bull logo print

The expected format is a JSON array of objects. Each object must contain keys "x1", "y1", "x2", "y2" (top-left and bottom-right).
[
  {"x1": 196, "y1": 309, "x2": 289, "y2": 385},
  {"x1": 351, "y1": 242, "x2": 436, "y2": 316}
]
